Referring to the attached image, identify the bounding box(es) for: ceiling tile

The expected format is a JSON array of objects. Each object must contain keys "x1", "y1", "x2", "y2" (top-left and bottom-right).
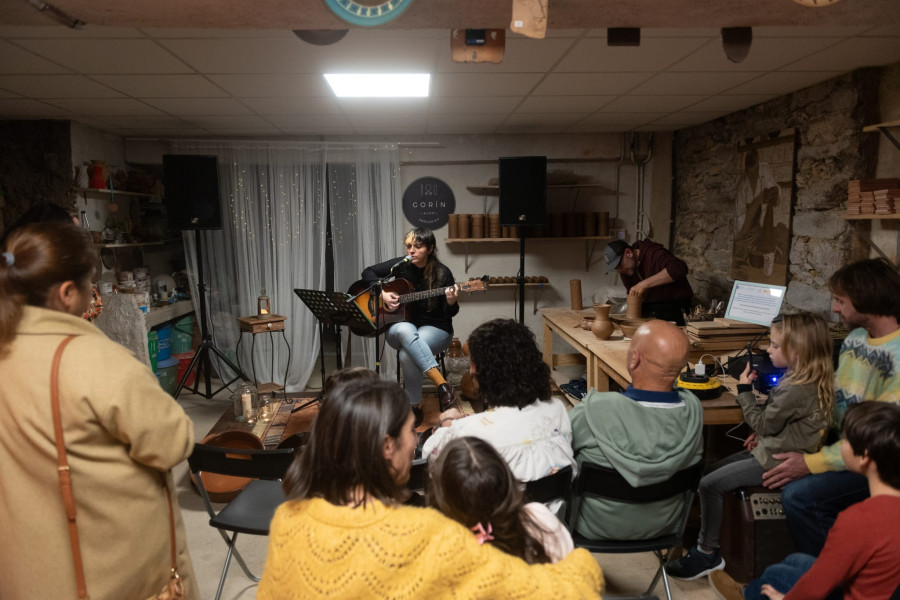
[
  {"x1": 0, "y1": 98, "x2": 70, "y2": 116},
  {"x1": 532, "y1": 72, "x2": 653, "y2": 95},
  {"x1": 429, "y1": 95, "x2": 521, "y2": 114},
  {"x1": 43, "y1": 98, "x2": 163, "y2": 115},
  {"x1": 180, "y1": 114, "x2": 272, "y2": 128},
  {"x1": 160, "y1": 36, "x2": 438, "y2": 74},
  {"x1": 630, "y1": 72, "x2": 761, "y2": 95},
  {"x1": 144, "y1": 98, "x2": 254, "y2": 115},
  {"x1": 93, "y1": 74, "x2": 229, "y2": 98},
  {"x1": 0, "y1": 75, "x2": 124, "y2": 98},
  {"x1": 208, "y1": 74, "x2": 330, "y2": 98},
  {"x1": 16, "y1": 39, "x2": 194, "y2": 74},
  {"x1": 725, "y1": 71, "x2": 843, "y2": 95},
  {"x1": 647, "y1": 111, "x2": 730, "y2": 126},
  {"x1": 683, "y1": 94, "x2": 778, "y2": 112},
  {"x1": 201, "y1": 127, "x2": 284, "y2": 136},
  {"x1": 336, "y1": 98, "x2": 428, "y2": 115},
  {"x1": 241, "y1": 97, "x2": 343, "y2": 115},
  {"x1": 93, "y1": 115, "x2": 196, "y2": 129},
  {"x1": 145, "y1": 28, "x2": 296, "y2": 39},
  {"x1": 599, "y1": 95, "x2": 707, "y2": 112},
  {"x1": 432, "y1": 73, "x2": 543, "y2": 96},
  {"x1": 577, "y1": 112, "x2": 669, "y2": 127},
  {"x1": 348, "y1": 113, "x2": 428, "y2": 130},
  {"x1": 0, "y1": 88, "x2": 19, "y2": 98},
  {"x1": 502, "y1": 113, "x2": 588, "y2": 128},
  {"x1": 264, "y1": 114, "x2": 352, "y2": 129},
  {"x1": 668, "y1": 36, "x2": 844, "y2": 72},
  {"x1": 0, "y1": 40, "x2": 70, "y2": 74},
  {"x1": 517, "y1": 95, "x2": 614, "y2": 113},
  {"x1": 427, "y1": 113, "x2": 507, "y2": 129},
  {"x1": 782, "y1": 36, "x2": 900, "y2": 72},
  {"x1": 555, "y1": 37, "x2": 710, "y2": 72},
  {"x1": 0, "y1": 26, "x2": 145, "y2": 38}
]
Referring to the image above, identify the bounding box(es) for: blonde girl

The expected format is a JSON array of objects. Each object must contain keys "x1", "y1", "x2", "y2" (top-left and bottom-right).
[{"x1": 666, "y1": 312, "x2": 834, "y2": 581}]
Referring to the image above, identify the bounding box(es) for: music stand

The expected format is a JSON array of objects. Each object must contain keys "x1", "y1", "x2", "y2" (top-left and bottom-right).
[{"x1": 294, "y1": 288, "x2": 375, "y2": 412}]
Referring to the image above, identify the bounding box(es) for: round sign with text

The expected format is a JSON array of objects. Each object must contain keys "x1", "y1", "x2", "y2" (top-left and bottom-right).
[{"x1": 402, "y1": 177, "x2": 455, "y2": 229}]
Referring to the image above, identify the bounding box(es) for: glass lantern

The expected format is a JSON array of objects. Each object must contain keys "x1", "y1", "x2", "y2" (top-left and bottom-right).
[
  {"x1": 258, "y1": 392, "x2": 274, "y2": 422},
  {"x1": 233, "y1": 381, "x2": 259, "y2": 423},
  {"x1": 258, "y1": 289, "x2": 270, "y2": 316}
]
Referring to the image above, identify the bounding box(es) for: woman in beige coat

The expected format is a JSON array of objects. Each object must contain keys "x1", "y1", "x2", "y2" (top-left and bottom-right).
[{"x1": 0, "y1": 222, "x2": 199, "y2": 600}]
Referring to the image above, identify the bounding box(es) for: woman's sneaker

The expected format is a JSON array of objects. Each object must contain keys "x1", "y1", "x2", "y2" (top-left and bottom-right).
[{"x1": 665, "y1": 546, "x2": 725, "y2": 581}]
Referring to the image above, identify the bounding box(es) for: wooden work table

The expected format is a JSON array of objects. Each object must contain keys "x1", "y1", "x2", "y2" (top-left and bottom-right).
[{"x1": 542, "y1": 307, "x2": 747, "y2": 425}]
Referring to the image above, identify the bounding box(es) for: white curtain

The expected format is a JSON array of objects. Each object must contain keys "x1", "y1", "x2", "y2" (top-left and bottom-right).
[{"x1": 173, "y1": 141, "x2": 399, "y2": 393}]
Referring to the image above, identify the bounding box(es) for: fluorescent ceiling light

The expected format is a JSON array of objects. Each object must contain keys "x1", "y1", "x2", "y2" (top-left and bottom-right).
[{"x1": 324, "y1": 73, "x2": 430, "y2": 98}]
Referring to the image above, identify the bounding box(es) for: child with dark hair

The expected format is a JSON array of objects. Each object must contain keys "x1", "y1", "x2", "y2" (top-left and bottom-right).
[
  {"x1": 711, "y1": 401, "x2": 900, "y2": 600},
  {"x1": 429, "y1": 436, "x2": 574, "y2": 564}
]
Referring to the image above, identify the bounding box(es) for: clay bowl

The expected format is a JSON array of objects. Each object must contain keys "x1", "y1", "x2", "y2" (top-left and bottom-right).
[
  {"x1": 191, "y1": 430, "x2": 263, "y2": 503},
  {"x1": 611, "y1": 316, "x2": 651, "y2": 338}
]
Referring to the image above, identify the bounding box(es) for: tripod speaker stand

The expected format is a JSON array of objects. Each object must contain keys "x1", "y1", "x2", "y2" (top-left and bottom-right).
[{"x1": 174, "y1": 229, "x2": 246, "y2": 398}]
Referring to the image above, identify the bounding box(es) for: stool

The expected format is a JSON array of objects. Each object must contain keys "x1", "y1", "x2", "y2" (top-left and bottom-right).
[
  {"x1": 236, "y1": 314, "x2": 292, "y2": 396},
  {"x1": 396, "y1": 349, "x2": 447, "y2": 383}
]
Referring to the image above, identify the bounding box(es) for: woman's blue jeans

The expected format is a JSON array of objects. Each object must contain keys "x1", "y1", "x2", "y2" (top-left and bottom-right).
[
  {"x1": 744, "y1": 552, "x2": 841, "y2": 600},
  {"x1": 385, "y1": 322, "x2": 451, "y2": 405}
]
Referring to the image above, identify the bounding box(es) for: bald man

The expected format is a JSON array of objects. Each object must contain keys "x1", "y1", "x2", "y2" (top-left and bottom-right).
[{"x1": 568, "y1": 320, "x2": 704, "y2": 540}]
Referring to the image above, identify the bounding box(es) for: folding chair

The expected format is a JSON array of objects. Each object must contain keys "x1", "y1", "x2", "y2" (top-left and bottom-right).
[
  {"x1": 523, "y1": 465, "x2": 574, "y2": 505},
  {"x1": 187, "y1": 443, "x2": 295, "y2": 600},
  {"x1": 567, "y1": 461, "x2": 704, "y2": 600}
]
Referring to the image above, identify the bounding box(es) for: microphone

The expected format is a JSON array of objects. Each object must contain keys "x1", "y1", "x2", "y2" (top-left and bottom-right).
[{"x1": 390, "y1": 255, "x2": 413, "y2": 271}]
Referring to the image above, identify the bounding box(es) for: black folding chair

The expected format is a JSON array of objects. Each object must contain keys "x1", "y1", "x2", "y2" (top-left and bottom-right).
[
  {"x1": 523, "y1": 465, "x2": 574, "y2": 506},
  {"x1": 187, "y1": 443, "x2": 295, "y2": 600},
  {"x1": 567, "y1": 461, "x2": 704, "y2": 600}
]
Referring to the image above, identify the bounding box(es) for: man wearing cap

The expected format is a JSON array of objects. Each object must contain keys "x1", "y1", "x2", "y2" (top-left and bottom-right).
[{"x1": 605, "y1": 239, "x2": 693, "y2": 325}]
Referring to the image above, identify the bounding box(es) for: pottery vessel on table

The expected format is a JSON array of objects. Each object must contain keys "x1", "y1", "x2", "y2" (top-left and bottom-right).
[{"x1": 591, "y1": 304, "x2": 615, "y2": 340}]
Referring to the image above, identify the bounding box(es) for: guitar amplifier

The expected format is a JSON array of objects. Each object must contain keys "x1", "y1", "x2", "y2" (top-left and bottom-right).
[{"x1": 718, "y1": 486, "x2": 797, "y2": 582}]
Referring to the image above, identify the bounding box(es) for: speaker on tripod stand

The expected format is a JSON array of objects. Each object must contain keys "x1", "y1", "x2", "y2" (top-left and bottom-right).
[{"x1": 163, "y1": 154, "x2": 246, "y2": 398}]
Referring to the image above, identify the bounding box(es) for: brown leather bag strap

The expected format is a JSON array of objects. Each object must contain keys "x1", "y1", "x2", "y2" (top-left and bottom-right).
[
  {"x1": 163, "y1": 475, "x2": 178, "y2": 572},
  {"x1": 50, "y1": 335, "x2": 88, "y2": 599}
]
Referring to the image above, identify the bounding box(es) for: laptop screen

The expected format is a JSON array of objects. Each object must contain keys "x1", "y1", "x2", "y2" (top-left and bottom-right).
[{"x1": 724, "y1": 280, "x2": 786, "y2": 327}]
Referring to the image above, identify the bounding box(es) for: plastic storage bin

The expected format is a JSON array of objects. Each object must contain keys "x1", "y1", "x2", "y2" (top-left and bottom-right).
[
  {"x1": 172, "y1": 316, "x2": 194, "y2": 354},
  {"x1": 156, "y1": 324, "x2": 172, "y2": 361},
  {"x1": 155, "y1": 356, "x2": 179, "y2": 395},
  {"x1": 173, "y1": 351, "x2": 196, "y2": 388}
]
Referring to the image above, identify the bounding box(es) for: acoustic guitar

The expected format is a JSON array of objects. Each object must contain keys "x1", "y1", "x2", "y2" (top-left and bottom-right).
[{"x1": 346, "y1": 275, "x2": 488, "y2": 337}]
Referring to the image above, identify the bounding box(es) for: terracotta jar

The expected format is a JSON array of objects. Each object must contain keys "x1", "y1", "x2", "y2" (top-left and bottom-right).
[
  {"x1": 591, "y1": 304, "x2": 615, "y2": 340},
  {"x1": 626, "y1": 294, "x2": 643, "y2": 319}
]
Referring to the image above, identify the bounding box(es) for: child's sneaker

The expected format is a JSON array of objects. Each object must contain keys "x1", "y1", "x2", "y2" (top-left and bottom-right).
[{"x1": 665, "y1": 546, "x2": 725, "y2": 581}]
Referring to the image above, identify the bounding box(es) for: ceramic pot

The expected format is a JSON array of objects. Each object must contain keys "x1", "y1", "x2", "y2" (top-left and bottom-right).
[
  {"x1": 626, "y1": 294, "x2": 643, "y2": 319},
  {"x1": 591, "y1": 304, "x2": 615, "y2": 340}
]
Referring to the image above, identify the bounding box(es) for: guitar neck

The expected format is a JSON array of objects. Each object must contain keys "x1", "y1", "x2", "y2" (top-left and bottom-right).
[{"x1": 398, "y1": 285, "x2": 454, "y2": 305}]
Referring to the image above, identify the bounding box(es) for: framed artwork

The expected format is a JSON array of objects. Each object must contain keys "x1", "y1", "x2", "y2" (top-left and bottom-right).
[{"x1": 732, "y1": 129, "x2": 797, "y2": 285}]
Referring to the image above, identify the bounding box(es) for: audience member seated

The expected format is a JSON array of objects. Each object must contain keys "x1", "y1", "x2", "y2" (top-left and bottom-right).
[
  {"x1": 317, "y1": 366, "x2": 377, "y2": 406},
  {"x1": 0, "y1": 222, "x2": 199, "y2": 599},
  {"x1": 568, "y1": 319, "x2": 703, "y2": 540},
  {"x1": 763, "y1": 259, "x2": 900, "y2": 556},
  {"x1": 429, "y1": 436, "x2": 575, "y2": 564},
  {"x1": 667, "y1": 312, "x2": 835, "y2": 581},
  {"x1": 422, "y1": 318, "x2": 575, "y2": 485},
  {"x1": 710, "y1": 402, "x2": 900, "y2": 600},
  {"x1": 257, "y1": 379, "x2": 604, "y2": 599}
]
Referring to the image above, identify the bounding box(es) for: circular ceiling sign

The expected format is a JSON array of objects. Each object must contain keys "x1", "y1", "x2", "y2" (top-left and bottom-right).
[
  {"x1": 402, "y1": 177, "x2": 455, "y2": 229},
  {"x1": 323, "y1": 0, "x2": 415, "y2": 27}
]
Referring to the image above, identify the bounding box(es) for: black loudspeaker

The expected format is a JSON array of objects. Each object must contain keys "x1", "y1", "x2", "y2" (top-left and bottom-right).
[
  {"x1": 499, "y1": 156, "x2": 547, "y2": 227},
  {"x1": 162, "y1": 154, "x2": 222, "y2": 230}
]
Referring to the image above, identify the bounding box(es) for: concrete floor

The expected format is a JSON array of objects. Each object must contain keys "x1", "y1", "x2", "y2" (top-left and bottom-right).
[{"x1": 173, "y1": 370, "x2": 720, "y2": 600}]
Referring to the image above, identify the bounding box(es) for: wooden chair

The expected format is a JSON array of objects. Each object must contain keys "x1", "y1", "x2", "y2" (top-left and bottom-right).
[
  {"x1": 187, "y1": 443, "x2": 295, "y2": 600},
  {"x1": 566, "y1": 460, "x2": 704, "y2": 600}
]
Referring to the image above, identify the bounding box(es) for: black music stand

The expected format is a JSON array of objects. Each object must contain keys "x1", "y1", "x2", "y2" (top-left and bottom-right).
[{"x1": 294, "y1": 288, "x2": 375, "y2": 411}]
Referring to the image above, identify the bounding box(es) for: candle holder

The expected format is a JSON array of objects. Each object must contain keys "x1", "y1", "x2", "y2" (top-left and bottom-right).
[
  {"x1": 233, "y1": 381, "x2": 258, "y2": 423},
  {"x1": 257, "y1": 289, "x2": 270, "y2": 316}
]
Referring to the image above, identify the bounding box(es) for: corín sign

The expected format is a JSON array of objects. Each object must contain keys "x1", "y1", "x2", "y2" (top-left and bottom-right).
[{"x1": 402, "y1": 177, "x2": 455, "y2": 229}]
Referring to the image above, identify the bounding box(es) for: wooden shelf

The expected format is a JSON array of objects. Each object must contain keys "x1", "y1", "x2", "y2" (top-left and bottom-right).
[
  {"x1": 466, "y1": 184, "x2": 616, "y2": 196},
  {"x1": 76, "y1": 187, "x2": 160, "y2": 198},
  {"x1": 844, "y1": 213, "x2": 900, "y2": 220},
  {"x1": 862, "y1": 119, "x2": 900, "y2": 133},
  {"x1": 489, "y1": 282, "x2": 550, "y2": 287}
]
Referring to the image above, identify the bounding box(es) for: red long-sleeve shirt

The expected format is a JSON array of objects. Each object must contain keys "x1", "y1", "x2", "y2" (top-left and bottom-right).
[
  {"x1": 786, "y1": 495, "x2": 900, "y2": 600},
  {"x1": 618, "y1": 239, "x2": 693, "y2": 304}
]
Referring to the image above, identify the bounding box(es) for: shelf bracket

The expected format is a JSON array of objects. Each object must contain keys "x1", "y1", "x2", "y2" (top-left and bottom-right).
[
  {"x1": 876, "y1": 126, "x2": 900, "y2": 153},
  {"x1": 533, "y1": 283, "x2": 546, "y2": 314},
  {"x1": 585, "y1": 239, "x2": 601, "y2": 272},
  {"x1": 463, "y1": 242, "x2": 472, "y2": 273}
]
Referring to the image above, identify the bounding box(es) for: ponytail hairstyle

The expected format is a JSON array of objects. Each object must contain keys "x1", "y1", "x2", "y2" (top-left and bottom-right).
[
  {"x1": 403, "y1": 227, "x2": 443, "y2": 310},
  {"x1": 428, "y1": 436, "x2": 552, "y2": 564},
  {"x1": 772, "y1": 312, "x2": 835, "y2": 426},
  {"x1": 0, "y1": 222, "x2": 96, "y2": 356}
]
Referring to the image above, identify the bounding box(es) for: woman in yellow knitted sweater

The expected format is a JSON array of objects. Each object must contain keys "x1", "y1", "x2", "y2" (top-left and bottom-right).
[{"x1": 257, "y1": 379, "x2": 603, "y2": 600}]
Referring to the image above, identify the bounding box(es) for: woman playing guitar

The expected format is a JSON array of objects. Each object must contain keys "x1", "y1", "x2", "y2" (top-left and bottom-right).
[{"x1": 361, "y1": 227, "x2": 458, "y2": 427}]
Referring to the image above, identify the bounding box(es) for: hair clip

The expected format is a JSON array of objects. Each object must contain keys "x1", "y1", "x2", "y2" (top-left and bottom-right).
[
  {"x1": 471, "y1": 522, "x2": 494, "y2": 544},
  {"x1": 2, "y1": 251, "x2": 13, "y2": 267}
]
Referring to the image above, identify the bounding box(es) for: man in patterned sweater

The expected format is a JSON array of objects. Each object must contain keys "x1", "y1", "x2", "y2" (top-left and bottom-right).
[{"x1": 762, "y1": 258, "x2": 900, "y2": 555}]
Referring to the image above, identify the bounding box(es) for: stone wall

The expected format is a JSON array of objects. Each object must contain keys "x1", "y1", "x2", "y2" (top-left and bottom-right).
[
  {"x1": 673, "y1": 68, "x2": 882, "y2": 315},
  {"x1": 0, "y1": 120, "x2": 74, "y2": 235}
]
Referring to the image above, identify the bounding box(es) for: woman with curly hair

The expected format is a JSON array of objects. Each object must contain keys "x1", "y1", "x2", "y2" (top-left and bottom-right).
[{"x1": 422, "y1": 318, "x2": 575, "y2": 490}]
